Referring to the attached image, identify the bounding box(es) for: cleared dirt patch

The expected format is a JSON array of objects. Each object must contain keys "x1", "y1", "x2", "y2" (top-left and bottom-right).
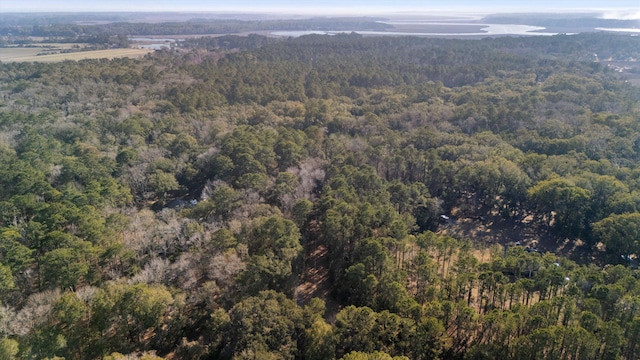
[{"x1": 297, "y1": 244, "x2": 330, "y2": 305}]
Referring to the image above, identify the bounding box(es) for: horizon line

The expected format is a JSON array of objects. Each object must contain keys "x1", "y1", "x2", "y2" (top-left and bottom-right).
[{"x1": 1, "y1": 7, "x2": 638, "y2": 14}]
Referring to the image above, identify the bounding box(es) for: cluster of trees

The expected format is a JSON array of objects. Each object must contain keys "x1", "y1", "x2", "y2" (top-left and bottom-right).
[{"x1": 0, "y1": 32, "x2": 639, "y2": 358}]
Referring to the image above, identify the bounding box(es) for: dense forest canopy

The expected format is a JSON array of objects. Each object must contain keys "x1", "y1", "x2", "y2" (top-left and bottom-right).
[{"x1": 0, "y1": 31, "x2": 640, "y2": 359}]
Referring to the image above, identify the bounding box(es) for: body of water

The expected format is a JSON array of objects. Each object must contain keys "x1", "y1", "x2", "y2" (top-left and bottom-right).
[
  {"x1": 595, "y1": 28, "x2": 640, "y2": 33},
  {"x1": 272, "y1": 23, "x2": 571, "y2": 37}
]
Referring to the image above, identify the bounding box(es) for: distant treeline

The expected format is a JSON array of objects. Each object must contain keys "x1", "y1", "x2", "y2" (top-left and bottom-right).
[{"x1": 0, "y1": 17, "x2": 391, "y2": 37}]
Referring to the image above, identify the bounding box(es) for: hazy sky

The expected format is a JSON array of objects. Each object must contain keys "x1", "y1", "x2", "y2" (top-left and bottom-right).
[{"x1": 1, "y1": 0, "x2": 639, "y2": 14}]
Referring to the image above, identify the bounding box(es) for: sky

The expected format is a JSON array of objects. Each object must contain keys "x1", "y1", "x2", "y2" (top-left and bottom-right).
[{"x1": 1, "y1": 0, "x2": 639, "y2": 16}]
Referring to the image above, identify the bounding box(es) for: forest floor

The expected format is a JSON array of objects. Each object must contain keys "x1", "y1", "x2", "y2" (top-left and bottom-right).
[
  {"x1": 297, "y1": 244, "x2": 330, "y2": 305},
  {"x1": 297, "y1": 242, "x2": 345, "y2": 323},
  {"x1": 443, "y1": 213, "x2": 597, "y2": 265},
  {"x1": 296, "y1": 221, "x2": 341, "y2": 321},
  {"x1": 443, "y1": 215, "x2": 548, "y2": 250},
  {"x1": 295, "y1": 211, "x2": 597, "y2": 319}
]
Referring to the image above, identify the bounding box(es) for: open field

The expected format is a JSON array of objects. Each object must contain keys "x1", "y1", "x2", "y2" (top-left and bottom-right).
[
  {"x1": 0, "y1": 47, "x2": 154, "y2": 63},
  {"x1": 0, "y1": 43, "x2": 88, "y2": 61}
]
